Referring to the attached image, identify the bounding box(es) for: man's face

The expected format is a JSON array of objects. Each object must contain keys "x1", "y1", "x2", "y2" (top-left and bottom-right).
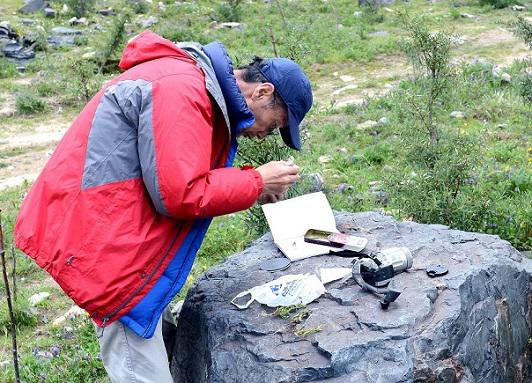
[{"x1": 240, "y1": 84, "x2": 288, "y2": 139}]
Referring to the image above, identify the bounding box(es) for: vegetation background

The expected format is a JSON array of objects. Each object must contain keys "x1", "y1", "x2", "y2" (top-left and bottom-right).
[{"x1": 0, "y1": 0, "x2": 530, "y2": 381}]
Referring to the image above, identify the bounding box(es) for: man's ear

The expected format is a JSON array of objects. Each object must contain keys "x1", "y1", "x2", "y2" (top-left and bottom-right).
[{"x1": 251, "y1": 82, "x2": 275, "y2": 100}]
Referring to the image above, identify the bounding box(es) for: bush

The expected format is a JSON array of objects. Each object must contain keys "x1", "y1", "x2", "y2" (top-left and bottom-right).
[
  {"x1": 478, "y1": 0, "x2": 520, "y2": 9},
  {"x1": 214, "y1": 0, "x2": 242, "y2": 22},
  {"x1": 15, "y1": 94, "x2": 47, "y2": 115},
  {"x1": 62, "y1": 0, "x2": 96, "y2": 18},
  {"x1": 0, "y1": 58, "x2": 17, "y2": 79}
]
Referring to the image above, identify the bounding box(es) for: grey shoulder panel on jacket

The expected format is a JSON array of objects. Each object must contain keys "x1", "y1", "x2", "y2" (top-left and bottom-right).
[{"x1": 177, "y1": 42, "x2": 231, "y2": 136}]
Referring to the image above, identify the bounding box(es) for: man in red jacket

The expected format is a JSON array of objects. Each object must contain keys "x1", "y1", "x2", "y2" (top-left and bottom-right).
[{"x1": 15, "y1": 31, "x2": 312, "y2": 382}]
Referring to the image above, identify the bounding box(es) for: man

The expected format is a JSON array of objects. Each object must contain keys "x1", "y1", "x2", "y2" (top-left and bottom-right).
[{"x1": 14, "y1": 30, "x2": 312, "y2": 382}]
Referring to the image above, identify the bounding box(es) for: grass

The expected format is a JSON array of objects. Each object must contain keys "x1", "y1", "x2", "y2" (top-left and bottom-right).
[{"x1": 0, "y1": 0, "x2": 530, "y2": 381}]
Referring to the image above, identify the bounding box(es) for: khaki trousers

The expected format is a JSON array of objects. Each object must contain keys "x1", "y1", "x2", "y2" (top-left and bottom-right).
[{"x1": 95, "y1": 316, "x2": 174, "y2": 383}]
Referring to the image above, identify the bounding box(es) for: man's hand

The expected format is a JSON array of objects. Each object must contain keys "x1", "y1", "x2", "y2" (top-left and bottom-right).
[{"x1": 256, "y1": 160, "x2": 300, "y2": 198}]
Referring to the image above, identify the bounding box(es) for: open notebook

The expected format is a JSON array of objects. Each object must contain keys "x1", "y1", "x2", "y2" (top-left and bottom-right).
[{"x1": 262, "y1": 192, "x2": 342, "y2": 261}]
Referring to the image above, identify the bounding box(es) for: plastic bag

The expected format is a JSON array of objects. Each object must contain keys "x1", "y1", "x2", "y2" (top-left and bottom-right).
[{"x1": 231, "y1": 274, "x2": 326, "y2": 309}]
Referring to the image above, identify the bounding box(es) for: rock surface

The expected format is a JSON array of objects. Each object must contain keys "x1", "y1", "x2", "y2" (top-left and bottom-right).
[{"x1": 172, "y1": 211, "x2": 531, "y2": 382}]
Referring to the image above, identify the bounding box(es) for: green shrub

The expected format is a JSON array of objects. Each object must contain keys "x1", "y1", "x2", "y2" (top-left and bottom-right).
[
  {"x1": 62, "y1": 0, "x2": 96, "y2": 18},
  {"x1": 478, "y1": 0, "x2": 519, "y2": 9},
  {"x1": 97, "y1": 11, "x2": 130, "y2": 72},
  {"x1": 214, "y1": 0, "x2": 242, "y2": 22},
  {"x1": 0, "y1": 58, "x2": 17, "y2": 79},
  {"x1": 15, "y1": 94, "x2": 47, "y2": 115},
  {"x1": 0, "y1": 293, "x2": 37, "y2": 335}
]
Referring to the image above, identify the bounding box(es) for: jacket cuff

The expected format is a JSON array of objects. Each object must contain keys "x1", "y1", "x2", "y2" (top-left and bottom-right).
[{"x1": 247, "y1": 169, "x2": 264, "y2": 197}]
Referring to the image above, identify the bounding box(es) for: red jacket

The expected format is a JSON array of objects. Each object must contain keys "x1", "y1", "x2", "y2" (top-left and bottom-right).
[{"x1": 15, "y1": 31, "x2": 262, "y2": 336}]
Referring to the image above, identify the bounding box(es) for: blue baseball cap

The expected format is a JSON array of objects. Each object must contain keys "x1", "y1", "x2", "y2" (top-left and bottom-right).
[{"x1": 258, "y1": 58, "x2": 313, "y2": 150}]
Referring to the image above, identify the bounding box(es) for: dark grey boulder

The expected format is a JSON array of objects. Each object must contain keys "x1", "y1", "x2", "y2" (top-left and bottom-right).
[
  {"x1": 18, "y1": 0, "x2": 47, "y2": 14},
  {"x1": 171, "y1": 211, "x2": 532, "y2": 383}
]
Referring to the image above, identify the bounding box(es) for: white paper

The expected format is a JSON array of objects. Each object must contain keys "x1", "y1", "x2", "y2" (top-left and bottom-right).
[
  {"x1": 320, "y1": 268, "x2": 352, "y2": 284},
  {"x1": 262, "y1": 192, "x2": 339, "y2": 261}
]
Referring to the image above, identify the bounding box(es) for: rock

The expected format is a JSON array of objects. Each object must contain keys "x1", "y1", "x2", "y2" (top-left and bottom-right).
[
  {"x1": 353, "y1": 11, "x2": 363, "y2": 17},
  {"x1": 81, "y1": 51, "x2": 96, "y2": 59},
  {"x1": 18, "y1": 0, "x2": 47, "y2": 14},
  {"x1": 63, "y1": 326, "x2": 75, "y2": 339},
  {"x1": 51, "y1": 27, "x2": 82, "y2": 35},
  {"x1": 372, "y1": 190, "x2": 389, "y2": 205},
  {"x1": 318, "y1": 155, "x2": 332, "y2": 164},
  {"x1": 50, "y1": 345, "x2": 61, "y2": 357},
  {"x1": 497, "y1": 123, "x2": 508, "y2": 129},
  {"x1": 69, "y1": 17, "x2": 88, "y2": 26},
  {"x1": 333, "y1": 98, "x2": 366, "y2": 110},
  {"x1": 450, "y1": 111, "x2": 465, "y2": 119},
  {"x1": 471, "y1": 57, "x2": 492, "y2": 69},
  {"x1": 97, "y1": 9, "x2": 115, "y2": 16},
  {"x1": 217, "y1": 22, "x2": 243, "y2": 31},
  {"x1": 171, "y1": 211, "x2": 532, "y2": 383},
  {"x1": 299, "y1": 173, "x2": 324, "y2": 193},
  {"x1": 43, "y1": 7, "x2": 56, "y2": 17},
  {"x1": 0, "y1": 360, "x2": 10, "y2": 368},
  {"x1": 337, "y1": 147, "x2": 348, "y2": 154},
  {"x1": 356, "y1": 120, "x2": 378, "y2": 129},
  {"x1": 29, "y1": 292, "x2": 50, "y2": 306},
  {"x1": 501, "y1": 72, "x2": 512, "y2": 83},
  {"x1": 339, "y1": 75, "x2": 355, "y2": 82},
  {"x1": 139, "y1": 16, "x2": 159, "y2": 28},
  {"x1": 511, "y1": 5, "x2": 526, "y2": 11},
  {"x1": 332, "y1": 84, "x2": 357, "y2": 96},
  {"x1": 52, "y1": 315, "x2": 66, "y2": 327},
  {"x1": 460, "y1": 13, "x2": 477, "y2": 19},
  {"x1": 66, "y1": 305, "x2": 86, "y2": 319},
  {"x1": 337, "y1": 183, "x2": 354, "y2": 194},
  {"x1": 378, "y1": 116, "x2": 388, "y2": 126},
  {"x1": 21, "y1": 18, "x2": 35, "y2": 25},
  {"x1": 367, "y1": 31, "x2": 389, "y2": 37}
]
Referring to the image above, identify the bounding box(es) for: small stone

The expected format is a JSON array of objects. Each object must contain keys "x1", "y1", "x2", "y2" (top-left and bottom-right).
[
  {"x1": 460, "y1": 13, "x2": 477, "y2": 19},
  {"x1": 29, "y1": 292, "x2": 50, "y2": 306},
  {"x1": 378, "y1": 117, "x2": 388, "y2": 126},
  {"x1": 63, "y1": 326, "x2": 75, "y2": 339},
  {"x1": 318, "y1": 155, "x2": 332, "y2": 164},
  {"x1": 97, "y1": 9, "x2": 115, "y2": 16},
  {"x1": 450, "y1": 111, "x2": 465, "y2": 119},
  {"x1": 81, "y1": 51, "x2": 96, "y2": 59},
  {"x1": 356, "y1": 120, "x2": 378, "y2": 129},
  {"x1": 471, "y1": 57, "x2": 492, "y2": 69},
  {"x1": 52, "y1": 315, "x2": 66, "y2": 327},
  {"x1": 339, "y1": 75, "x2": 355, "y2": 82},
  {"x1": 368, "y1": 31, "x2": 389, "y2": 37},
  {"x1": 218, "y1": 22, "x2": 243, "y2": 31},
  {"x1": 349, "y1": 154, "x2": 364, "y2": 164},
  {"x1": 501, "y1": 73, "x2": 512, "y2": 83},
  {"x1": 140, "y1": 16, "x2": 159, "y2": 28},
  {"x1": 383, "y1": 7, "x2": 394, "y2": 12},
  {"x1": 51, "y1": 27, "x2": 82, "y2": 35},
  {"x1": 338, "y1": 147, "x2": 348, "y2": 154},
  {"x1": 353, "y1": 11, "x2": 363, "y2": 17},
  {"x1": 334, "y1": 98, "x2": 366, "y2": 110},
  {"x1": 372, "y1": 190, "x2": 389, "y2": 206},
  {"x1": 50, "y1": 345, "x2": 61, "y2": 358},
  {"x1": 21, "y1": 18, "x2": 35, "y2": 25},
  {"x1": 18, "y1": 0, "x2": 46, "y2": 14},
  {"x1": 497, "y1": 123, "x2": 508, "y2": 129},
  {"x1": 337, "y1": 183, "x2": 353, "y2": 194},
  {"x1": 43, "y1": 7, "x2": 56, "y2": 18},
  {"x1": 332, "y1": 84, "x2": 358, "y2": 96},
  {"x1": 65, "y1": 305, "x2": 86, "y2": 319},
  {"x1": 492, "y1": 66, "x2": 503, "y2": 77},
  {"x1": 511, "y1": 5, "x2": 525, "y2": 11},
  {"x1": 0, "y1": 360, "x2": 10, "y2": 368}
]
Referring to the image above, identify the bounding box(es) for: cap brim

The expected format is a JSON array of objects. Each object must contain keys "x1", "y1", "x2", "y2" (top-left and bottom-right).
[{"x1": 280, "y1": 109, "x2": 301, "y2": 150}]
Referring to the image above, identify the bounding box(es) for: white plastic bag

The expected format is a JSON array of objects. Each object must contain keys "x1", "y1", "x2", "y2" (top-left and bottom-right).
[{"x1": 231, "y1": 274, "x2": 326, "y2": 309}]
